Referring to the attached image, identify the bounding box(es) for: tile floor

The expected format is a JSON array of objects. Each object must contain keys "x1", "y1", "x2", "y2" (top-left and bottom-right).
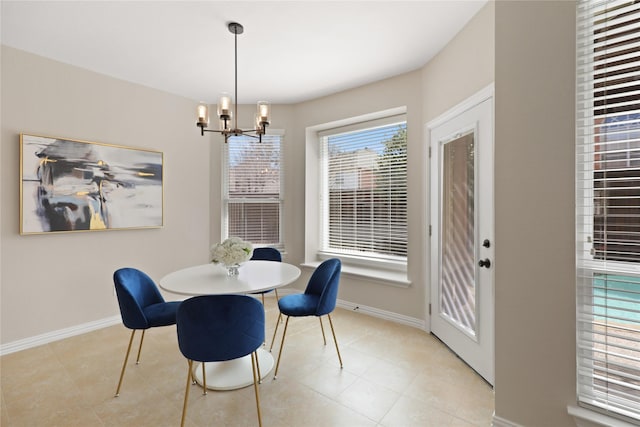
[{"x1": 0, "y1": 299, "x2": 494, "y2": 426}]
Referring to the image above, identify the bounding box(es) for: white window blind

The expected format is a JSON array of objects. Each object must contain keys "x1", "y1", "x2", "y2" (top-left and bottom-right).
[
  {"x1": 320, "y1": 117, "x2": 407, "y2": 261},
  {"x1": 576, "y1": 0, "x2": 640, "y2": 422},
  {"x1": 224, "y1": 133, "x2": 282, "y2": 246}
]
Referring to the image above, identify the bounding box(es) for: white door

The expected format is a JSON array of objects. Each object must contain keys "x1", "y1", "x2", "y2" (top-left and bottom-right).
[{"x1": 428, "y1": 87, "x2": 494, "y2": 385}]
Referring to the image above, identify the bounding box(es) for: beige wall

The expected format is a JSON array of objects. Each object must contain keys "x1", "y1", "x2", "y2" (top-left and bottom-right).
[
  {"x1": 422, "y1": 0, "x2": 495, "y2": 123},
  {"x1": 494, "y1": 1, "x2": 576, "y2": 425},
  {"x1": 1, "y1": 46, "x2": 211, "y2": 343}
]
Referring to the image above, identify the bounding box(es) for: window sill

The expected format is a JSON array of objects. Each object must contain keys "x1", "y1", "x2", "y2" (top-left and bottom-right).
[
  {"x1": 568, "y1": 405, "x2": 637, "y2": 427},
  {"x1": 301, "y1": 261, "x2": 411, "y2": 288}
]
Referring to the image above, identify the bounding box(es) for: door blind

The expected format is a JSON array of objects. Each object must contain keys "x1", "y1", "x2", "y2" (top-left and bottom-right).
[
  {"x1": 576, "y1": 0, "x2": 640, "y2": 422},
  {"x1": 224, "y1": 133, "x2": 282, "y2": 245}
]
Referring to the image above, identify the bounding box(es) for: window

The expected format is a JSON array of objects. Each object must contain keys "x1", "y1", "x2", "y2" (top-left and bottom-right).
[
  {"x1": 318, "y1": 115, "x2": 407, "y2": 268},
  {"x1": 223, "y1": 132, "x2": 283, "y2": 247},
  {"x1": 576, "y1": 0, "x2": 640, "y2": 423}
]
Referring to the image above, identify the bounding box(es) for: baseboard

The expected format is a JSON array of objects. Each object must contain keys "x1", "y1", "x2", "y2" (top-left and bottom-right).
[
  {"x1": 1, "y1": 297, "x2": 425, "y2": 356},
  {"x1": 492, "y1": 414, "x2": 524, "y2": 427},
  {"x1": 0, "y1": 315, "x2": 121, "y2": 356},
  {"x1": 336, "y1": 299, "x2": 426, "y2": 330},
  {"x1": 267, "y1": 290, "x2": 425, "y2": 329}
]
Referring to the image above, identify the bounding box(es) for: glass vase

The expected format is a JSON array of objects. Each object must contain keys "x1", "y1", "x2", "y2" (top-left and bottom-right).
[{"x1": 226, "y1": 264, "x2": 240, "y2": 277}]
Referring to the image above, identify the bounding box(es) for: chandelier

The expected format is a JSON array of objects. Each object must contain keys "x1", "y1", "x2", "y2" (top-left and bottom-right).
[{"x1": 196, "y1": 22, "x2": 270, "y2": 143}]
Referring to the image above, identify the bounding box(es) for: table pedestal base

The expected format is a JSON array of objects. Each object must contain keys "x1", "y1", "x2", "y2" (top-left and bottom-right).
[{"x1": 192, "y1": 348, "x2": 274, "y2": 391}]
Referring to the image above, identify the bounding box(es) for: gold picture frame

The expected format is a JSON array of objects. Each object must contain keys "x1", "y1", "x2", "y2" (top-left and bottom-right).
[{"x1": 20, "y1": 133, "x2": 164, "y2": 235}]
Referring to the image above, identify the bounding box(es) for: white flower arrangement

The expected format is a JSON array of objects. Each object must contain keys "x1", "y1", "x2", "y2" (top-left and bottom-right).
[{"x1": 210, "y1": 237, "x2": 253, "y2": 266}]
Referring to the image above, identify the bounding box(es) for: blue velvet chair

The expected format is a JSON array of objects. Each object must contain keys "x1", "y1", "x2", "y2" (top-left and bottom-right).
[
  {"x1": 251, "y1": 247, "x2": 283, "y2": 304},
  {"x1": 113, "y1": 267, "x2": 180, "y2": 397},
  {"x1": 176, "y1": 294, "x2": 265, "y2": 427},
  {"x1": 269, "y1": 258, "x2": 343, "y2": 378}
]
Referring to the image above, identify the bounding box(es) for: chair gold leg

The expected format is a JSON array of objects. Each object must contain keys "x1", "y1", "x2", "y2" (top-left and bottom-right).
[
  {"x1": 135, "y1": 329, "x2": 146, "y2": 364},
  {"x1": 260, "y1": 293, "x2": 268, "y2": 347},
  {"x1": 115, "y1": 330, "x2": 136, "y2": 397},
  {"x1": 269, "y1": 312, "x2": 282, "y2": 352},
  {"x1": 256, "y1": 347, "x2": 262, "y2": 383},
  {"x1": 273, "y1": 316, "x2": 290, "y2": 379},
  {"x1": 202, "y1": 362, "x2": 207, "y2": 395},
  {"x1": 181, "y1": 360, "x2": 193, "y2": 427},
  {"x1": 319, "y1": 317, "x2": 327, "y2": 345},
  {"x1": 327, "y1": 314, "x2": 343, "y2": 368},
  {"x1": 251, "y1": 352, "x2": 263, "y2": 427},
  {"x1": 273, "y1": 290, "x2": 283, "y2": 323}
]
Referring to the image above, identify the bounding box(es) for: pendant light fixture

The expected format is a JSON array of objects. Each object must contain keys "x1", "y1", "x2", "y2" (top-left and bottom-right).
[{"x1": 196, "y1": 22, "x2": 270, "y2": 143}]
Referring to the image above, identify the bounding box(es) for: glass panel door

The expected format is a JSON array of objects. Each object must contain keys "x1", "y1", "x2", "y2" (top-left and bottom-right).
[
  {"x1": 441, "y1": 131, "x2": 476, "y2": 335},
  {"x1": 428, "y1": 88, "x2": 494, "y2": 385}
]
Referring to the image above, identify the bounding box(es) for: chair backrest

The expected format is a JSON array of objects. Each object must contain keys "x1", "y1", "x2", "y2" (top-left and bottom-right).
[
  {"x1": 250, "y1": 247, "x2": 282, "y2": 262},
  {"x1": 114, "y1": 268, "x2": 166, "y2": 330},
  {"x1": 304, "y1": 258, "x2": 341, "y2": 316},
  {"x1": 176, "y1": 295, "x2": 265, "y2": 363}
]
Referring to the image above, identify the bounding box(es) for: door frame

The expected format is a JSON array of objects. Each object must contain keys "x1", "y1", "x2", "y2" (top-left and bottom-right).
[{"x1": 424, "y1": 83, "x2": 495, "y2": 384}]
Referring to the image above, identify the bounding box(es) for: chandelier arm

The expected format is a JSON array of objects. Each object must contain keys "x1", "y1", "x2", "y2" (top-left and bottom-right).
[
  {"x1": 200, "y1": 128, "x2": 263, "y2": 143},
  {"x1": 235, "y1": 131, "x2": 266, "y2": 143},
  {"x1": 200, "y1": 129, "x2": 229, "y2": 137}
]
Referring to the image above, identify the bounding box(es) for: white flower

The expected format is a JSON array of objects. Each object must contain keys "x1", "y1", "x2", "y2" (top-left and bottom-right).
[{"x1": 211, "y1": 237, "x2": 253, "y2": 266}]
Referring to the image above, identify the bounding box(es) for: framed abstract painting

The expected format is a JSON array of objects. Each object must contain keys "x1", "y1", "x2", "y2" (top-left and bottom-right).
[{"x1": 20, "y1": 134, "x2": 164, "y2": 234}]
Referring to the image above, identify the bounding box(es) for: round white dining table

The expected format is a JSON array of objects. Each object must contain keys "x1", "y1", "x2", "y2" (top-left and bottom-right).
[{"x1": 159, "y1": 260, "x2": 301, "y2": 391}]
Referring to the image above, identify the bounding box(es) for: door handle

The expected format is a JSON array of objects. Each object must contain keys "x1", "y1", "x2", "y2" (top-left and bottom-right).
[{"x1": 478, "y1": 258, "x2": 491, "y2": 268}]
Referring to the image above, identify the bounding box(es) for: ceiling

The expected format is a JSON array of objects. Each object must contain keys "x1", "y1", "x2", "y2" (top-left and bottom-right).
[{"x1": 1, "y1": 1, "x2": 487, "y2": 104}]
